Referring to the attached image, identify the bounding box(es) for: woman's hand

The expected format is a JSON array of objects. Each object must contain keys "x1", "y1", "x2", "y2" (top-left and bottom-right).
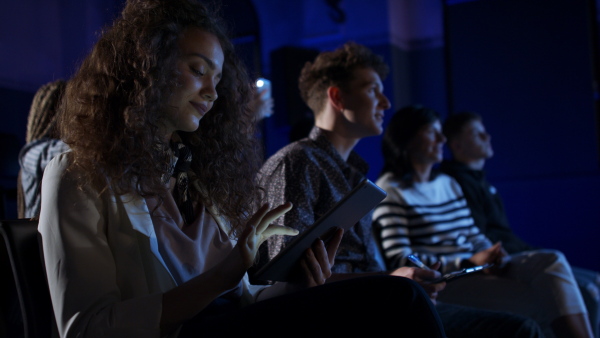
[
  {"x1": 390, "y1": 262, "x2": 445, "y2": 304},
  {"x1": 219, "y1": 202, "x2": 297, "y2": 289},
  {"x1": 240, "y1": 202, "x2": 298, "y2": 268},
  {"x1": 469, "y1": 242, "x2": 507, "y2": 270},
  {"x1": 293, "y1": 227, "x2": 344, "y2": 287},
  {"x1": 254, "y1": 226, "x2": 344, "y2": 302}
]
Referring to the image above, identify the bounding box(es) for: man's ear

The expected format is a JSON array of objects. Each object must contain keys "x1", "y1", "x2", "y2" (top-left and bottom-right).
[{"x1": 327, "y1": 86, "x2": 344, "y2": 112}]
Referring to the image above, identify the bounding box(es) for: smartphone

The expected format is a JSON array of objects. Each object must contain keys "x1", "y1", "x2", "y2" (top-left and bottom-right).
[
  {"x1": 256, "y1": 78, "x2": 271, "y2": 100},
  {"x1": 407, "y1": 254, "x2": 492, "y2": 283},
  {"x1": 431, "y1": 263, "x2": 494, "y2": 283}
]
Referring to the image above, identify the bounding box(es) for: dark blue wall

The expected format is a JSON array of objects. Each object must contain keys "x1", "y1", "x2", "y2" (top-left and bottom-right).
[{"x1": 445, "y1": 0, "x2": 600, "y2": 272}]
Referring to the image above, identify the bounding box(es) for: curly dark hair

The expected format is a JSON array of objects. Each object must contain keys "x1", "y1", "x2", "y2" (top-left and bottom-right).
[
  {"x1": 59, "y1": 0, "x2": 260, "y2": 236},
  {"x1": 298, "y1": 41, "x2": 389, "y2": 115},
  {"x1": 381, "y1": 105, "x2": 441, "y2": 185}
]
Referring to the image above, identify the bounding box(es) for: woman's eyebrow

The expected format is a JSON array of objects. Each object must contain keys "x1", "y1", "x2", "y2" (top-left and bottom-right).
[{"x1": 189, "y1": 52, "x2": 217, "y2": 70}]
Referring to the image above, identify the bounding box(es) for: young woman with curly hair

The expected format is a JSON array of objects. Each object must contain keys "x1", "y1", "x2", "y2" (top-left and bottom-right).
[{"x1": 38, "y1": 1, "x2": 445, "y2": 337}]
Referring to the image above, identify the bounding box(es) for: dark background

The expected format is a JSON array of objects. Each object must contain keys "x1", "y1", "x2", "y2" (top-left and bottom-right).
[{"x1": 1, "y1": 0, "x2": 598, "y2": 272}]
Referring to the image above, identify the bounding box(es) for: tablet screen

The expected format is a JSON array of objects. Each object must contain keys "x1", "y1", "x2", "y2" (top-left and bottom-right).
[{"x1": 253, "y1": 179, "x2": 387, "y2": 282}]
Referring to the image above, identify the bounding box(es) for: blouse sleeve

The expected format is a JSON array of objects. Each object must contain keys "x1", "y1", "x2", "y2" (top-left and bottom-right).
[{"x1": 39, "y1": 154, "x2": 166, "y2": 338}]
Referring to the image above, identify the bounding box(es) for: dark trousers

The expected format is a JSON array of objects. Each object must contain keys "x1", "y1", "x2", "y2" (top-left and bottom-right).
[
  {"x1": 180, "y1": 275, "x2": 446, "y2": 337},
  {"x1": 437, "y1": 302, "x2": 545, "y2": 338}
]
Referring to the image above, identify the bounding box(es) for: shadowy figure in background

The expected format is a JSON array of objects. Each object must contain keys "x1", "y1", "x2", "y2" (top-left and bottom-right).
[
  {"x1": 372, "y1": 104, "x2": 594, "y2": 338},
  {"x1": 37, "y1": 1, "x2": 446, "y2": 337},
  {"x1": 258, "y1": 42, "x2": 545, "y2": 338},
  {"x1": 441, "y1": 110, "x2": 600, "y2": 337},
  {"x1": 17, "y1": 79, "x2": 69, "y2": 219}
]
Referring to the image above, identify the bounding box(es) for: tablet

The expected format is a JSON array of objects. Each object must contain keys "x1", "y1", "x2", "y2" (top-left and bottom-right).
[
  {"x1": 253, "y1": 179, "x2": 387, "y2": 282},
  {"x1": 431, "y1": 263, "x2": 494, "y2": 283}
]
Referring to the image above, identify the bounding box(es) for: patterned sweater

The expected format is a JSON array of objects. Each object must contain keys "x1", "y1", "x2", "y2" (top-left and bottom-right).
[{"x1": 372, "y1": 171, "x2": 492, "y2": 274}]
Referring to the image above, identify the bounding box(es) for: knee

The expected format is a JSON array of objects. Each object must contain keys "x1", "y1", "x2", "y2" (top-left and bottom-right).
[
  {"x1": 524, "y1": 249, "x2": 569, "y2": 267},
  {"x1": 579, "y1": 280, "x2": 600, "y2": 303},
  {"x1": 532, "y1": 248, "x2": 566, "y2": 261}
]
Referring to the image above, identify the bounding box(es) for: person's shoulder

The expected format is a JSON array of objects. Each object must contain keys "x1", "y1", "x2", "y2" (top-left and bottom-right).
[
  {"x1": 41, "y1": 152, "x2": 82, "y2": 197},
  {"x1": 375, "y1": 172, "x2": 402, "y2": 191},
  {"x1": 435, "y1": 172, "x2": 457, "y2": 185},
  {"x1": 45, "y1": 151, "x2": 71, "y2": 173},
  {"x1": 46, "y1": 139, "x2": 70, "y2": 153},
  {"x1": 20, "y1": 138, "x2": 69, "y2": 160},
  {"x1": 263, "y1": 139, "x2": 320, "y2": 167},
  {"x1": 437, "y1": 173, "x2": 466, "y2": 194},
  {"x1": 43, "y1": 152, "x2": 83, "y2": 187}
]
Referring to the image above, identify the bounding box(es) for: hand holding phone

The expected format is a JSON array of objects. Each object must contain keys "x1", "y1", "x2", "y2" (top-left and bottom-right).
[
  {"x1": 407, "y1": 254, "x2": 492, "y2": 283},
  {"x1": 430, "y1": 263, "x2": 494, "y2": 283},
  {"x1": 255, "y1": 78, "x2": 273, "y2": 118}
]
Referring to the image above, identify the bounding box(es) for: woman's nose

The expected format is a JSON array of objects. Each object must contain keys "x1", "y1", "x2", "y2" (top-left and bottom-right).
[{"x1": 201, "y1": 80, "x2": 218, "y2": 102}]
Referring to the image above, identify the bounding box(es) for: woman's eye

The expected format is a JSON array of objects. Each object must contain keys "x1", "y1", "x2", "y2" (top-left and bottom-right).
[{"x1": 191, "y1": 67, "x2": 204, "y2": 76}]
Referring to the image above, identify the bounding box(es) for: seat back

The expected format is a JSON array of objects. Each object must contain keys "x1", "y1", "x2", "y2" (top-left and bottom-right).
[{"x1": 0, "y1": 219, "x2": 57, "y2": 338}]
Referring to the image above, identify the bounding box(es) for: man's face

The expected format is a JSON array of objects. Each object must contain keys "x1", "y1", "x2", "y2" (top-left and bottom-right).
[
  {"x1": 453, "y1": 119, "x2": 494, "y2": 161},
  {"x1": 338, "y1": 67, "x2": 391, "y2": 138}
]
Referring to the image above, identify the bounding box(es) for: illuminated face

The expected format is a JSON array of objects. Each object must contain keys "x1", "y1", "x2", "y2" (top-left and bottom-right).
[
  {"x1": 408, "y1": 120, "x2": 447, "y2": 166},
  {"x1": 164, "y1": 28, "x2": 224, "y2": 137},
  {"x1": 454, "y1": 119, "x2": 494, "y2": 161},
  {"x1": 338, "y1": 67, "x2": 391, "y2": 138}
]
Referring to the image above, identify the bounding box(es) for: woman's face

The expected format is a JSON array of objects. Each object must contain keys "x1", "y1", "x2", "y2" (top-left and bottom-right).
[
  {"x1": 407, "y1": 119, "x2": 447, "y2": 167},
  {"x1": 164, "y1": 27, "x2": 224, "y2": 137}
]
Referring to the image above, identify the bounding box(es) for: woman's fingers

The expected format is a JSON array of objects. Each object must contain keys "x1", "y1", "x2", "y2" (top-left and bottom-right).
[
  {"x1": 261, "y1": 225, "x2": 299, "y2": 241},
  {"x1": 300, "y1": 247, "x2": 326, "y2": 286},
  {"x1": 325, "y1": 228, "x2": 343, "y2": 264},
  {"x1": 255, "y1": 202, "x2": 293, "y2": 234},
  {"x1": 246, "y1": 203, "x2": 270, "y2": 230}
]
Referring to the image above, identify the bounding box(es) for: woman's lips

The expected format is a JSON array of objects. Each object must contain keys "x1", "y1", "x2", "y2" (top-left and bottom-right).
[{"x1": 190, "y1": 101, "x2": 208, "y2": 116}]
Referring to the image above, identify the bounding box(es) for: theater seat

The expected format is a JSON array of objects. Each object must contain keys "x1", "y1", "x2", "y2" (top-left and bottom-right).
[{"x1": 0, "y1": 219, "x2": 57, "y2": 338}]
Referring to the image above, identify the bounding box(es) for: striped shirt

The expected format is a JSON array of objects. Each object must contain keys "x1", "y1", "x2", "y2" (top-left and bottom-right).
[{"x1": 372, "y1": 171, "x2": 491, "y2": 274}]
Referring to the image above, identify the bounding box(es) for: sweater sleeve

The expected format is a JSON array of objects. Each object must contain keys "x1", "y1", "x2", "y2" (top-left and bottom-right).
[{"x1": 373, "y1": 173, "x2": 491, "y2": 274}]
